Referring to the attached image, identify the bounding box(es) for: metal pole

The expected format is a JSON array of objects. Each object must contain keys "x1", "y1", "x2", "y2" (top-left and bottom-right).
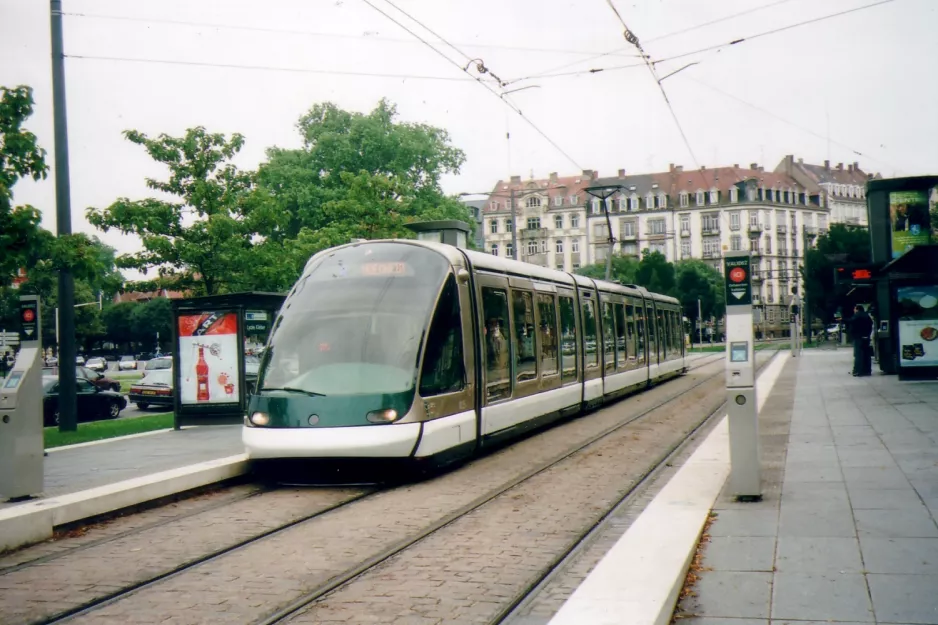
[
  {"x1": 509, "y1": 188, "x2": 518, "y2": 261},
  {"x1": 603, "y1": 198, "x2": 614, "y2": 281},
  {"x1": 51, "y1": 0, "x2": 77, "y2": 432},
  {"x1": 697, "y1": 298, "x2": 702, "y2": 350}
]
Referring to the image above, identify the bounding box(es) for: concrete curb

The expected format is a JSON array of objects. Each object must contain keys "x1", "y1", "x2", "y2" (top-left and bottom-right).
[
  {"x1": 0, "y1": 453, "x2": 249, "y2": 552},
  {"x1": 548, "y1": 350, "x2": 787, "y2": 625}
]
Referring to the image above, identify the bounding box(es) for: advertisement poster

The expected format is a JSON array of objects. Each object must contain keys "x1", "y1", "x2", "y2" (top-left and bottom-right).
[
  {"x1": 178, "y1": 312, "x2": 240, "y2": 404},
  {"x1": 896, "y1": 286, "x2": 938, "y2": 368},
  {"x1": 889, "y1": 191, "x2": 931, "y2": 258}
]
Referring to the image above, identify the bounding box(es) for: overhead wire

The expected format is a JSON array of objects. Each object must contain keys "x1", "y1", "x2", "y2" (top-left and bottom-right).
[
  {"x1": 505, "y1": 0, "x2": 798, "y2": 85},
  {"x1": 361, "y1": 0, "x2": 583, "y2": 170},
  {"x1": 684, "y1": 75, "x2": 895, "y2": 170},
  {"x1": 507, "y1": 0, "x2": 896, "y2": 85},
  {"x1": 62, "y1": 54, "x2": 478, "y2": 82},
  {"x1": 60, "y1": 11, "x2": 637, "y2": 60}
]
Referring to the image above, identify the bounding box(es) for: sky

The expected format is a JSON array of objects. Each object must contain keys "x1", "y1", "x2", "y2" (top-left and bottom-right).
[{"x1": 1, "y1": 0, "x2": 936, "y2": 267}]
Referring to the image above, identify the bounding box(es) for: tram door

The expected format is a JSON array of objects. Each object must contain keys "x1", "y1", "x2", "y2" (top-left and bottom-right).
[{"x1": 646, "y1": 303, "x2": 658, "y2": 367}]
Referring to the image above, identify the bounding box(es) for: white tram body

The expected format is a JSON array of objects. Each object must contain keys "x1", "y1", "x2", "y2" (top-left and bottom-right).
[{"x1": 243, "y1": 240, "x2": 686, "y2": 464}]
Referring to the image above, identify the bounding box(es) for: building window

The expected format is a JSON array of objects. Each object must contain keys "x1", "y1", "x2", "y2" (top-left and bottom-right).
[
  {"x1": 569, "y1": 195, "x2": 578, "y2": 205},
  {"x1": 710, "y1": 189, "x2": 719, "y2": 204},
  {"x1": 767, "y1": 283, "x2": 774, "y2": 303},
  {"x1": 765, "y1": 238, "x2": 772, "y2": 254},
  {"x1": 681, "y1": 241, "x2": 691, "y2": 258},
  {"x1": 702, "y1": 213, "x2": 720, "y2": 232},
  {"x1": 629, "y1": 195, "x2": 639, "y2": 211},
  {"x1": 505, "y1": 218, "x2": 513, "y2": 233},
  {"x1": 750, "y1": 211, "x2": 760, "y2": 227},
  {"x1": 591, "y1": 199, "x2": 601, "y2": 214},
  {"x1": 491, "y1": 243, "x2": 499, "y2": 255},
  {"x1": 819, "y1": 214, "x2": 829, "y2": 229},
  {"x1": 506, "y1": 243, "x2": 513, "y2": 258},
  {"x1": 489, "y1": 219, "x2": 498, "y2": 234},
  {"x1": 696, "y1": 190, "x2": 705, "y2": 206},
  {"x1": 749, "y1": 237, "x2": 760, "y2": 253},
  {"x1": 618, "y1": 197, "x2": 627, "y2": 212},
  {"x1": 650, "y1": 241, "x2": 666, "y2": 255},
  {"x1": 594, "y1": 223, "x2": 609, "y2": 239},
  {"x1": 571, "y1": 214, "x2": 580, "y2": 228},
  {"x1": 527, "y1": 217, "x2": 541, "y2": 230},
  {"x1": 680, "y1": 192, "x2": 689, "y2": 207},
  {"x1": 621, "y1": 242, "x2": 637, "y2": 256},
  {"x1": 731, "y1": 234, "x2": 742, "y2": 251},
  {"x1": 526, "y1": 196, "x2": 542, "y2": 208},
  {"x1": 621, "y1": 221, "x2": 635, "y2": 237},
  {"x1": 730, "y1": 187, "x2": 738, "y2": 203},
  {"x1": 490, "y1": 201, "x2": 500, "y2": 211},
  {"x1": 648, "y1": 218, "x2": 666, "y2": 235},
  {"x1": 703, "y1": 239, "x2": 720, "y2": 257},
  {"x1": 555, "y1": 239, "x2": 564, "y2": 254},
  {"x1": 658, "y1": 193, "x2": 667, "y2": 209},
  {"x1": 680, "y1": 214, "x2": 690, "y2": 233},
  {"x1": 747, "y1": 186, "x2": 756, "y2": 201},
  {"x1": 527, "y1": 241, "x2": 537, "y2": 256},
  {"x1": 572, "y1": 239, "x2": 579, "y2": 253},
  {"x1": 555, "y1": 214, "x2": 563, "y2": 229},
  {"x1": 556, "y1": 264, "x2": 564, "y2": 271},
  {"x1": 730, "y1": 211, "x2": 740, "y2": 230},
  {"x1": 554, "y1": 196, "x2": 563, "y2": 207},
  {"x1": 646, "y1": 193, "x2": 654, "y2": 209}
]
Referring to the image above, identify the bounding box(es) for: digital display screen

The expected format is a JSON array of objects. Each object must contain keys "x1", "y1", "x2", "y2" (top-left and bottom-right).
[
  {"x1": 4, "y1": 372, "x2": 23, "y2": 389},
  {"x1": 361, "y1": 262, "x2": 407, "y2": 276},
  {"x1": 730, "y1": 342, "x2": 749, "y2": 363}
]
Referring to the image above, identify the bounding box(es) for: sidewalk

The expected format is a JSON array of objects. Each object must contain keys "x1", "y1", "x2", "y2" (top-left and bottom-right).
[
  {"x1": 676, "y1": 350, "x2": 938, "y2": 624},
  {"x1": 0, "y1": 425, "x2": 245, "y2": 551}
]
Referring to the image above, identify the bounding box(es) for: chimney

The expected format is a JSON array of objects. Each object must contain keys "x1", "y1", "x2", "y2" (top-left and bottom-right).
[
  {"x1": 733, "y1": 163, "x2": 739, "y2": 169},
  {"x1": 837, "y1": 162, "x2": 844, "y2": 171},
  {"x1": 750, "y1": 163, "x2": 758, "y2": 170},
  {"x1": 592, "y1": 170, "x2": 598, "y2": 180},
  {"x1": 669, "y1": 163, "x2": 675, "y2": 173},
  {"x1": 674, "y1": 165, "x2": 683, "y2": 173},
  {"x1": 853, "y1": 161, "x2": 859, "y2": 171},
  {"x1": 824, "y1": 160, "x2": 830, "y2": 170},
  {"x1": 798, "y1": 157, "x2": 803, "y2": 164},
  {"x1": 700, "y1": 165, "x2": 706, "y2": 171},
  {"x1": 510, "y1": 175, "x2": 521, "y2": 184},
  {"x1": 618, "y1": 169, "x2": 625, "y2": 177},
  {"x1": 582, "y1": 169, "x2": 593, "y2": 179},
  {"x1": 847, "y1": 164, "x2": 853, "y2": 173},
  {"x1": 549, "y1": 172, "x2": 558, "y2": 183}
]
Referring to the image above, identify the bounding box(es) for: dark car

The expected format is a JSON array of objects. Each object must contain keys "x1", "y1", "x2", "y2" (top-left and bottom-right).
[
  {"x1": 42, "y1": 375, "x2": 127, "y2": 426},
  {"x1": 42, "y1": 366, "x2": 122, "y2": 392},
  {"x1": 129, "y1": 368, "x2": 174, "y2": 410}
]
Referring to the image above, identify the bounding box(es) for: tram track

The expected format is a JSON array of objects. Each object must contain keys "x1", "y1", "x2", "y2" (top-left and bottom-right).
[{"x1": 6, "y1": 351, "x2": 732, "y2": 625}]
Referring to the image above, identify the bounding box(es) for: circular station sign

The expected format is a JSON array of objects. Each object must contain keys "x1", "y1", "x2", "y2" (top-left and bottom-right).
[
  {"x1": 729, "y1": 267, "x2": 747, "y2": 283},
  {"x1": 22, "y1": 309, "x2": 35, "y2": 323}
]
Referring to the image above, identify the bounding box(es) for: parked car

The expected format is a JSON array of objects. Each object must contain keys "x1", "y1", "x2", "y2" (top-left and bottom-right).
[
  {"x1": 145, "y1": 356, "x2": 172, "y2": 371},
  {"x1": 75, "y1": 355, "x2": 85, "y2": 365},
  {"x1": 245, "y1": 353, "x2": 260, "y2": 395},
  {"x1": 42, "y1": 375, "x2": 126, "y2": 426},
  {"x1": 129, "y1": 368, "x2": 174, "y2": 410},
  {"x1": 118, "y1": 355, "x2": 138, "y2": 370},
  {"x1": 42, "y1": 366, "x2": 122, "y2": 392},
  {"x1": 86, "y1": 357, "x2": 107, "y2": 372}
]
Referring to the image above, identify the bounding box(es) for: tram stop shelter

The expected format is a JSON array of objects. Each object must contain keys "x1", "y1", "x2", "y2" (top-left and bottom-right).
[
  {"x1": 865, "y1": 175, "x2": 938, "y2": 380},
  {"x1": 171, "y1": 292, "x2": 285, "y2": 427}
]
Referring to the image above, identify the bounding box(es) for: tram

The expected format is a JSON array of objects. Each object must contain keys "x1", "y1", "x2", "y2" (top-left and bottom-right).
[{"x1": 243, "y1": 239, "x2": 686, "y2": 465}]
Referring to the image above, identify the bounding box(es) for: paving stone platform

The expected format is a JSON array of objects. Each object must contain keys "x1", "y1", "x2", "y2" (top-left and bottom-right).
[{"x1": 676, "y1": 349, "x2": 938, "y2": 625}]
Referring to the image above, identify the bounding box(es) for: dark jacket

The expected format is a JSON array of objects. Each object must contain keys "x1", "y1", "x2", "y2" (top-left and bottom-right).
[{"x1": 849, "y1": 310, "x2": 873, "y2": 341}]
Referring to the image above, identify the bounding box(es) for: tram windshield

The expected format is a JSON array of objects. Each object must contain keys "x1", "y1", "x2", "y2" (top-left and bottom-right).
[{"x1": 257, "y1": 243, "x2": 450, "y2": 397}]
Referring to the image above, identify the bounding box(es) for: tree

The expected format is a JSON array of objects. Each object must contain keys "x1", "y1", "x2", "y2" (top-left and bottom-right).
[
  {"x1": 87, "y1": 127, "x2": 256, "y2": 296},
  {"x1": 103, "y1": 302, "x2": 139, "y2": 353},
  {"x1": 247, "y1": 99, "x2": 474, "y2": 291},
  {"x1": 802, "y1": 224, "x2": 871, "y2": 323},
  {"x1": 130, "y1": 297, "x2": 173, "y2": 352},
  {"x1": 0, "y1": 85, "x2": 48, "y2": 285},
  {"x1": 575, "y1": 256, "x2": 638, "y2": 284},
  {"x1": 635, "y1": 250, "x2": 676, "y2": 294},
  {"x1": 673, "y1": 259, "x2": 725, "y2": 328}
]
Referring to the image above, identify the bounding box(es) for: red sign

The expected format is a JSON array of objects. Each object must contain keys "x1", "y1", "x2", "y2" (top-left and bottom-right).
[
  {"x1": 852, "y1": 269, "x2": 872, "y2": 280},
  {"x1": 729, "y1": 267, "x2": 747, "y2": 283},
  {"x1": 22, "y1": 309, "x2": 35, "y2": 322}
]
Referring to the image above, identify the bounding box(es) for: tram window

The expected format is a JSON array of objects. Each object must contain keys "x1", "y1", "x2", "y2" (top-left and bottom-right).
[
  {"x1": 602, "y1": 302, "x2": 615, "y2": 373},
  {"x1": 536, "y1": 293, "x2": 558, "y2": 376},
  {"x1": 614, "y1": 303, "x2": 627, "y2": 368},
  {"x1": 635, "y1": 305, "x2": 645, "y2": 364},
  {"x1": 482, "y1": 287, "x2": 511, "y2": 402},
  {"x1": 582, "y1": 299, "x2": 598, "y2": 368},
  {"x1": 646, "y1": 306, "x2": 656, "y2": 362},
  {"x1": 657, "y1": 309, "x2": 667, "y2": 361},
  {"x1": 625, "y1": 304, "x2": 637, "y2": 364},
  {"x1": 512, "y1": 290, "x2": 538, "y2": 382},
  {"x1": 559, "y1": 296, "x2": 577, "y2": 383},
  {"x1": 419, "y1": 275, "x2": 465, "y2": 396}
]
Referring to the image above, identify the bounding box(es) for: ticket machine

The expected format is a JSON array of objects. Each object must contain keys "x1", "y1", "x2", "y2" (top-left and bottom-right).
[
  {"x1": 723, "y1": 252, "x2": 761, "y2": 501},
  {"x1": 0, "y1": 296, "x2": 44, "y2": 501}
]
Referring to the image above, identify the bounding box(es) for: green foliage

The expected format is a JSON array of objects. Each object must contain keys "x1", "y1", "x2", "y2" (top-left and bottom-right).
[
  {"x1": 802, "y1": 224, "x2": 871, "y2": 323},
  {"x1": 86, "y1": 127, "x2": 255, "y2": 296},
  {"x1": 0, "y1": 85, "x2": 48, "y2": 286},
  {"x1": 636, "y1": 250, "x2": 676, "y2": 294},
  {"x1": 130, "y1": 297, "x2": 173, "y2": 350},
  {"x1": 45, "y1": 411, "x2": 173, "y2": 448},
  {"x1": 575, "y1": 255, "x2": 638, "y2": 283},
  {"x1": 102, "y1": 302, "x2": 138, "y2": 349}
]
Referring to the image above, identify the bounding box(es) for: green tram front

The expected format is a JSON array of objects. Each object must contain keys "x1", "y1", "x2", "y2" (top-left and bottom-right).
[{"x1": 243, "y1": 241, "x2": 475, "y2": 460}]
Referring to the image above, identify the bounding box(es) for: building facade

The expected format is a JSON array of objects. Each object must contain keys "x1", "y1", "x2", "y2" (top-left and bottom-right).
[
  {"x1": 480, "y1": 160, "x2": 867, "y2": 335},
  {"x1": 775, "y1": 155, "x2": 874, "y2": 227}
]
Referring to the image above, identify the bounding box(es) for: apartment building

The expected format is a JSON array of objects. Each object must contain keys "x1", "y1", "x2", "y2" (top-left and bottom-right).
[{"x1": 775, "y1": 155, "x2": 874, "y2": 227}]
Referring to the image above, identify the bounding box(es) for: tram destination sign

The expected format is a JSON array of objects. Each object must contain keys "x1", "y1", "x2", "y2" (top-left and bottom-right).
[{"x1": 724, "y1": 255, "x2": 753, "y2": 307}]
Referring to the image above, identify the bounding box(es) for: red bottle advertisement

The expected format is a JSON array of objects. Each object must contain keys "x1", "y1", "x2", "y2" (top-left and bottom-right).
[{"x1": 178, "y1": 311, "x2": 240, "y2": 405}]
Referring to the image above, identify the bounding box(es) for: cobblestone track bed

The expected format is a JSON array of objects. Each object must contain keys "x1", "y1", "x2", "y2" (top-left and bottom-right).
[
  {"x1": 504, "y1": 351, "x2": 777, "y2": 625},
  {"x1": 22, "y1": 354, "x2": 725, "y2": 625},
  {"x1": 0, "y1": 487, "x2": 367, "y2": 625},
  {"x1": 277, "y1": 356, "x2": 767, "y2": 625}
]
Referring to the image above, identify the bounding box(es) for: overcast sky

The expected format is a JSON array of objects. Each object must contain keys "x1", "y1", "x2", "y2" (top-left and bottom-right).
[{"x1": 2, "y1": 0, "x2": 935, "y2": 265}]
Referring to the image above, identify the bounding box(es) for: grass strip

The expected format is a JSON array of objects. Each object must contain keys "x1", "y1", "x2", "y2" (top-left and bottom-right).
[{"x1": 45, "y1": 412, "x2": 173, "y2": 449}]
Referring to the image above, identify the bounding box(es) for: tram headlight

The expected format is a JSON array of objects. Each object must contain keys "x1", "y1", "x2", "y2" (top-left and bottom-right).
[
  {"x1": 366, "y1": 408, "x2": 400, "y2": 424},
  {"x1": 249, "y1": 411, "x2": 270, "y2": 426}
]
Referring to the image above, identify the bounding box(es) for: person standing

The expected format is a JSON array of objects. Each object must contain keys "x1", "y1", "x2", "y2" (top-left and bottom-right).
[{"x1": 848, "y1": 305, "x2": 873, "y2": 376}]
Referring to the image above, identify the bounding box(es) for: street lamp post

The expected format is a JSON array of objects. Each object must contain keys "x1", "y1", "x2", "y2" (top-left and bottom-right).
[{"x1": 584, "y1": 185, "x2": 623, "y2": 281}]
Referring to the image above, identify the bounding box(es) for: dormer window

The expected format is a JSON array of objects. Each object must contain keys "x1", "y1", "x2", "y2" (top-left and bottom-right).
[
  {"x1": 630, "y1": 195, "x2": 639, "y2": 211},
  {"x1": 680, "y1": 192, "x2": 689, "y2": 207},
  {"x1": 525, "y1": 196, "x2": 542, "y2": 208},
  {"x1": 658, "y1": 193, "x2": 667, "y2": 208},
  {"x1": 709, "y1": 189, "x2": 719, "y2": 204},
  {"x1": 696, "y1": 190, "x2": 705, "y2": 206},
  {"x1": 730, "y1": 187, "x2": 738, "y2": 203},
  {"x1": 646, "y1": 193, "x2": 654, "y2": 209},
  {"x1": 490, "y1": 201, "x2": 500, "y2": 211},
  {"x1": 554, "y1": 196, "x2": 563, "y2": 207}
]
